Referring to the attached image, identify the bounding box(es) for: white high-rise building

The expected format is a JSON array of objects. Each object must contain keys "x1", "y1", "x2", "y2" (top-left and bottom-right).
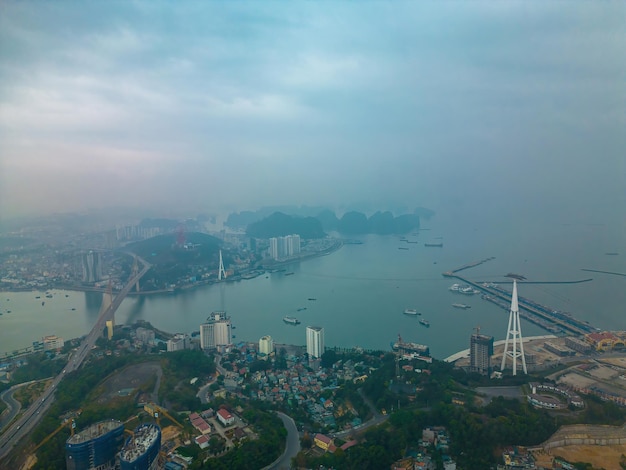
[
  {"x1": 259, "y1": 335, "x2": 274, "y2": 357},
  {"x1": 306, "y1": 326, "x2": 325, "y2": 359},
  {"x1": 167, "y1": 333, "x2": 189, "y2": 352},
  {"x1": 268, "y1": 234, "x2": 301, "y2": 260},
  {"x1": 82, "y1": 251, "x2": 102, "y2": 283},
  {"x1": 199, "y1": 312, "x2": 232, "y2": 350}
]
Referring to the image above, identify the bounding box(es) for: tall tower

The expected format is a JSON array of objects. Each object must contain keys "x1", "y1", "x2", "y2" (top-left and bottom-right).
[
  {"x1": 218, "y1": 250, "x2": 226, "y2": 280},
  {"x1": 306, "y1": 326, "x2": 325, "y2": 359},
  {"x1": 500, "y1": 280, "x2": 527, "y2": 375}
]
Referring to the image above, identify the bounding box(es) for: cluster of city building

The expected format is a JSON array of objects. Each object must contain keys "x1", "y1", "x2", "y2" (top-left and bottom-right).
[{"x1": 268, "y1": 234, "x2": 301, "y2": 261}]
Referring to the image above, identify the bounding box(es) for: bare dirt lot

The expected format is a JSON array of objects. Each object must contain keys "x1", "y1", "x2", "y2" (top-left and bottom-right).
[
  {"x1": 539, "y1": 444, "x2": 626, "y2": 470},
  {"x1": 96, "y1": 361, "x2": 162, "y2": 404}
]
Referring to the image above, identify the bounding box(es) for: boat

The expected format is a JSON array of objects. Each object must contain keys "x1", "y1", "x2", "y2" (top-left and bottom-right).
[
  {"x1": 391, "y1": 335, "x2": 429, "y2": 355},
  {"x1": 42, "y1": 301, "x2": 45, "y2": 306},
  {"x1": 398, "y1": 247, "x2": 409, "y2": 250},
  {"x1": 71, "y1": 308, "x2": 76, "y2": 311},
  {"x1": 403, "y1": 308, "x2": 419, "y2": 316},
  {"x1": 419, "y1": 319, "x2": 430, "y2": 327},
  {"x1": 283, "y1": 316, "x2": 301, "y2": 325},
  {"x1": 45, "y1": 294, "x2": 53, "y2": 298},
  {"x1": 452, "y1": 303, "x2": 471, "y2": 309},
  {"x1": 35, "y1": 296, "x2": 41, "y2": 299},
  {"x1": 308, "y1": 298, "x2": 317, "y2": 301},
  {"x1": 297, "y1": 307, "x2": 307, "y2": 312},
  {"x1": 284, "y1": 272, "x2": 295, "y2": 276},
  {"x1": 449, "y1": 284, "x2": 461, "y2": 292},
  {"x1": 424, "y1": 243, "x2": 443, "y2": 247}
]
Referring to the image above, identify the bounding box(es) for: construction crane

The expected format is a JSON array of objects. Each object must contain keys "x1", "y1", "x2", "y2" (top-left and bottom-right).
[
  {"x1": 143, "y1": 403, "x2": 183, "y2": 429},
  {"x1": 32, "y1": 418, "x2": 75, "y2": 452}
]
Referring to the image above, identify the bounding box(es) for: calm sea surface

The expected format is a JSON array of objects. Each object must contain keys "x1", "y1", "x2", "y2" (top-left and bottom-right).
[{"x1": 1, "y1": 216, "x2": 624, "y2": 359}]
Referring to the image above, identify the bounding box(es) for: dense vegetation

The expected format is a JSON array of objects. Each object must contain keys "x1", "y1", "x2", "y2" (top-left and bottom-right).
[
  {"x1": 246, "y1": 212, "x2": 326, "y2": 239},
  {"x1": 160, "y1": 350, "x2": 216, "y2": 410}
]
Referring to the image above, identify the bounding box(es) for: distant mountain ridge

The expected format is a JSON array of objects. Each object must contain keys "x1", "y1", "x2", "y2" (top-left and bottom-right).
[
  {"x1": 246, "y1": 212, "x2": 326, "y2": 239},
  {"x1": 245, "y1": 209, "x2": 422, "y2": 238}
]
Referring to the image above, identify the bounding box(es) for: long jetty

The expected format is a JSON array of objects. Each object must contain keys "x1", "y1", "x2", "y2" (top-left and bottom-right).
[
  {"x1": 443, "y1": 260, "x2": 597, "y2": 336},
  {"x1": 581, "y1": 268, "x2": 626, "y2": 278}
]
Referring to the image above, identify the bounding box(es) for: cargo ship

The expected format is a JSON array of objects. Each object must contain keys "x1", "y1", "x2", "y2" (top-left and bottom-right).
[
  {"x1": 403, "y1": 308, "x2": 420, "y2": 316},
  {"x1": 452, "y1": 303, "x2": 471, "y2": 309},
  {"x1": 391, "y1": 334, "x2": 429, "y2": 356},
  {"x1": 283, "y1": 316, "x2": 301, "y2": 325}
]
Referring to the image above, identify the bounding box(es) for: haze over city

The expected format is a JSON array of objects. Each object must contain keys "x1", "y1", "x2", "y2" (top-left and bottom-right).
[{"x1": 1, "y1": 2, "x2": 624, "y2": 223}]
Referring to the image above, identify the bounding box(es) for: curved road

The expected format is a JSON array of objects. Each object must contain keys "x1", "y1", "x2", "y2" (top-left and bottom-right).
[
  {"x1": 263, "y1": 412, "x2": 300, "y2": 470},
  {"x1": 0, "y1": 386, "x2": 23, "y2": 431}
]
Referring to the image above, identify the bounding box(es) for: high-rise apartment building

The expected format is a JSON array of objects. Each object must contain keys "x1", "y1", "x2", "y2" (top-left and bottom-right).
[
  {"x1": 259, "y1": 335, "x2": 274, "y2": 357},
  {"x1": 306, "y1": 326, "x2": 325, "y2": 359},
  {"x1": 268, "y1": 234, "x2": 301, "y2": 260},
  {"x1": 82, "y1": 251, "x2": 102, "y2": 283},
  {"x1": 470, "y1": 332, "x2": 494, "y2": 375},
  {"x1": 199, "y1": 312, "x2": 232, "y2": 350}
]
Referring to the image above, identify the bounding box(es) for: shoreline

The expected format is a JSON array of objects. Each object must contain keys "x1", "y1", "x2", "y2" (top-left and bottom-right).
[{"x1": 0, "y1": 239, "x2": 344, "y2": 297}]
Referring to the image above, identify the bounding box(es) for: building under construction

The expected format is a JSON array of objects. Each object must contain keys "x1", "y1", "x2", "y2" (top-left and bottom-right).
[
  {"x1": 65, "y1": 419, "x2": 124, "y2": 470},
  {"x1": 120, "y1": 423, "x2": 161, "y2": 470}
]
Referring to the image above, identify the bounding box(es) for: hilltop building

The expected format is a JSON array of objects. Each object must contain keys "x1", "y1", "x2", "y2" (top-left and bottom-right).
[
  {"x1": 470, "y1": 332, "x2": 494, "y2": 375},
  {"x1": 200, "y1": 312, "x2": 232, "y2": 350},
  {"x1": 119, "y1": 423, "x2": 161, "y2": 470},
  {"x1": 66, "y1": 419, "x2": 124, "y2": 470},
  {"x1": 306, "y1": 326, "x2": 325, "y2": 359}
]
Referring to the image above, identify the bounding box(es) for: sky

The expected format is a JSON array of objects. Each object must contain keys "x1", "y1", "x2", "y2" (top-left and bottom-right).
[{"x1": 1, "y1": 2, "x2": 625, "y2": 223}]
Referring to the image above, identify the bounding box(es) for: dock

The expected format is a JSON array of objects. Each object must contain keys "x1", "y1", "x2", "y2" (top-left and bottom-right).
[{"x1": 443, "y1": 261, "x2": 598, "y2": 336}]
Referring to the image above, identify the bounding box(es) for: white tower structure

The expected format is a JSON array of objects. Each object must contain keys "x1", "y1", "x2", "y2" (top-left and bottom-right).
[
  {"x1": 218, "y1": 250, "x2": 226, "y2": 280},
  {"x1": 500, "y1": 280, "x2": 527, "y2": 375}
]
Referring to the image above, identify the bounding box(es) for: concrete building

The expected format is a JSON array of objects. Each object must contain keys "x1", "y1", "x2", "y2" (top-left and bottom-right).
[
  {"x1": 259, "y1": 335, "x2": 274, "y2": 357},
  {"x1": 66, "y1": 419, "x2": 124, "y2": 470},
  {"x1": 81, "y1": 251, "x2": 102, "y2": 284},
  {"x1": 167, "y1": 334, "x2": 189, "y2": 352},
  {"x1": 200, "y1": 312, "x2": 232, "y2": 350},
  {"x1": 42, "y1": 335, "x2": 65, "y2": 351},
  {"x1": 268, "y1": 234, "x2": 301, "y2": 260},
  {"x1": 306, "y1": 326, "x2": 325, "y2": 359},
  {"x1": 135, "y1": 327, "x2": 155, "y2": 345},
  {"x1": 470, "y1": 332, "x2": 494, "y2": 375},
  {"x1": 119, "y1": 423, "x2": 161, "y2": 470},
  {"x1": 216, "y1": 408, "x2": 234, "y2": 426}
]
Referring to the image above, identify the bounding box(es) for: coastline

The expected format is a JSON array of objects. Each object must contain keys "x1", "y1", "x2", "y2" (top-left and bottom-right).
[{"x1": 0, "y1": 239, "x2": 344, "y2": 297}]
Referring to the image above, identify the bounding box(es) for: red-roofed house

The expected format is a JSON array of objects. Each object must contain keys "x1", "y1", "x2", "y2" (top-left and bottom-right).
[{"x1": 217, "y1": 408, "x2": 235, "y2": 426}]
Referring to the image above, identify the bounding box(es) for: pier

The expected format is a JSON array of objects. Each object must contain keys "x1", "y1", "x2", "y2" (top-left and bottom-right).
[
  {"x1": 442, "y1": 257, "x2": 496, "y2": 276},
  {"x1": 581, "y1": 268, "x2": 626, "y2": 278},
  {"x1": 443, "y1": 261, "x2": 598, "y2": 336}
]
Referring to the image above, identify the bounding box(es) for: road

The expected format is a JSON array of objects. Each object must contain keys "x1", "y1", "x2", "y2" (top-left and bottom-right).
[
  {"x1": 0, "y1": 256, "x2": 151, "y2": 462},
  {"x1": 335, "y1": 388, "x2": 388, "y2": 439},
  {"x1": 262, "y1": 412, "x2": 300, "y2": 470}
]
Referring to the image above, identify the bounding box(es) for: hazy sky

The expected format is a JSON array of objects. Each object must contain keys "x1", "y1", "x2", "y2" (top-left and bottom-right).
[{"x1": 1, "y1": 2, "x2": 624, "y2": 221}]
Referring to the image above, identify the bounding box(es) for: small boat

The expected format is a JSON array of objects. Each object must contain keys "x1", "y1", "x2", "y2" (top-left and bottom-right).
[
  {"x1": 403, "y1": 308, "x2": 419, "y2": 316},
  {"x1": 308, "y1": 298, "x2": 317, "y2": 301},
  {"x1": 452, "y1": 303, "x2": 471, "y2": 309},
  {"x1": 65, "y1": 294, "x2": 69, "y2": 297},
  {"x1": 297, "y1": 307, "x2": 307, "y2": 312},
  {"x1": 36, "y1": 296, "x2": 41, "y2": 299},
  {"x1": 283, "y1": 316, "x2": 301, "y2": 325},
  {"x1": 398, "y1": 247, "x2": 409, "y2": 250},
  {"x1": 284, "y1": 272, "x2": 295, "y2": 276},
  {"x1": 42, "y1": 301, "x2": 45, "y2": 306},
  {"x1": 71, "y1": 308, "x2": 76, "y2": 311},
  {"x1": 424, "y1": 243, "x2": 443, "y2": 247},
  {"x1": 419, "y1": 319, "x2": 430, "y2": 327}
]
